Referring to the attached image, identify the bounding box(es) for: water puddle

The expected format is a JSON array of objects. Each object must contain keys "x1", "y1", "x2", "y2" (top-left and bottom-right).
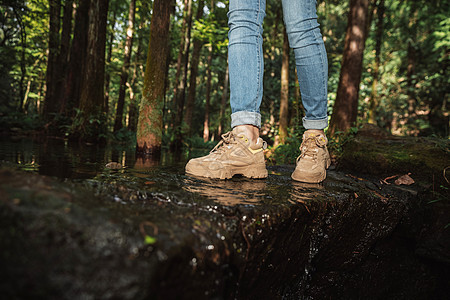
[{"x1": 0, "y1": 136, "x2": 337, "y2": 208}]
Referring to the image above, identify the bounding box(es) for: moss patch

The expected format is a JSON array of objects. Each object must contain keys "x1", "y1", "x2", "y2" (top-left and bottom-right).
[{"x1": 339, "y1": 125, "x2": 450, "y2": 188}]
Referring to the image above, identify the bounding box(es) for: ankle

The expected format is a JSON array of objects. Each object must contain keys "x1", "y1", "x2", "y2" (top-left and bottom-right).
[
  {"x1": 234, "y1": 125, "x2": 260, "y2": 143},
  {"x1": 305, "y1": 129, "x2": 326, "y2": 136}
]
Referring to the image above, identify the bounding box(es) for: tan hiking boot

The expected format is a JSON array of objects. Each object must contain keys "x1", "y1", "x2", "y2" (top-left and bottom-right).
[
  {"x1": 291, "y1": 129, "x2": 331, "y2": 183},
  {"x1": 185, "y1": 128, "x2": 268, "y2": 179}
]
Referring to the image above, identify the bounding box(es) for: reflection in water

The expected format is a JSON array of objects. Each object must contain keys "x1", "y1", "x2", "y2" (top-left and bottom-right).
[
  {"x1": 183, "y1": 176, "x2": 268, "y2": 206},
  {"x1": 134, "y1": 156, "x2": 160, "y2": 170},
  {"x1": 1, "y1": 136, "x2": 332, "y2": 208},
  {"x1": 289, "y1": 181, "x2": 325, "y2": 205},
  {"x1": 0, "y1": 137, "x2": 135, "y2": 179}
]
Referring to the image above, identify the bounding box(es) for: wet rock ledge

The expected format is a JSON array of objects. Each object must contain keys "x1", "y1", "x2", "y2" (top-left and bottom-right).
[{"x1": 0, "y1": 155, "x2": 449, "y2": 299}]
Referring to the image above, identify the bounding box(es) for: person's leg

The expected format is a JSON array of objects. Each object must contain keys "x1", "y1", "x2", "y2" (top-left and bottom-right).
[
  {"x1": 185, "y1": 0, "x2": 268, "y2": 180},
  {"x1": 228, "y1": 0, "x2": 266, "y2": 142},
  {"x1": 282, "y1": 0, "x2": 328, "y2": 130},
  {"x1": 282, "y1": 0, "x2": 330, "y2": 183}
]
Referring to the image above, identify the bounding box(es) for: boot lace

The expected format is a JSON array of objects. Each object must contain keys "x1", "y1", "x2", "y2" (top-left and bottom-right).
[
  {"x1": 297, "y1": 136, "x2": 320, "y2": 162},
  {"x1": 210, "y1": 131, "x2": 236, "y2": 154}
]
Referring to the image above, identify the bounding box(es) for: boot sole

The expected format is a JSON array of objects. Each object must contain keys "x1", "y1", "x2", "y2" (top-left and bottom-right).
[
  {"x1": 186, "y1": 164, "x2": 268, "y2": 180},
  {"x1": 291, "y1": 155, "x2": 331, "y2": 184},
  {"x1": 291, "y1": 170, "x2": 326, "y2": 183}
]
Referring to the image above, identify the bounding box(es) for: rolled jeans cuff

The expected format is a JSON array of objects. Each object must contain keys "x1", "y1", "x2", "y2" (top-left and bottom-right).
[
  {"x1": 231, "y1": 111, "x2": 261, "y2": 128},
  {"x1": 303, "y1": 116, "x2": 328, "y2": 130}
]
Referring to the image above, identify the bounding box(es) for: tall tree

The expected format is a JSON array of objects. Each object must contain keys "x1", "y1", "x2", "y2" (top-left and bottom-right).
[
  {"x1": 62, "y1": 0, "x2": 90, "y2": 115},
  {"x1": 329, "y1": 0, "x2": 371, "y2": 135},
  {"x1": 136, "y1": 0, "x2": 173, "y2": 154},
  {"x1": 127, "y1": 15, "x2": 146, "y2": 133},
  {"x1": 55, "y1": 0, "x2": 74, "y2": 115},
  {"x1": 104, "y1": 9, "x2": 116, "y2": 115},
  {"x1": 113, "y1": 0, "x2": 136, "y2": 132},
  {"x1": 277, "y1": 28, "x2": 289, "y2": 145},
  {"x1": 173, "y1": 0, "x2": 193, "y2": 147},
  {"x1": 184, "y1": 0, "x2": 205, "y2": 134},
  {"x1": 203, "y1": 0, "x2": 215, "y2": 142},
  {"x1": 42, "y1": 0, "x2": 61, "y2": 118},
  {"x1": 72, "y1": 0, "x2": 109, "y2": 141}
]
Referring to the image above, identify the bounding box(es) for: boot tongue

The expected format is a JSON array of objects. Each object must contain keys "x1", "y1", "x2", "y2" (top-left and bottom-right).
[
  {"x1": 232, "y1": 127, "x2": 266, "y2": 150},
  {"x1": 303, "y1": 130, "x2": 328, "y2": 146},
  {"x1": 232, "y1": 126, "x2": 247, "y2": 136}
]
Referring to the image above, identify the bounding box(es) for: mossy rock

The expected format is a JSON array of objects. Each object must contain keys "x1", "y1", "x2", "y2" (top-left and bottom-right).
[{"x1": 339, "y1": 124, "x2": 450, "y2": 187}]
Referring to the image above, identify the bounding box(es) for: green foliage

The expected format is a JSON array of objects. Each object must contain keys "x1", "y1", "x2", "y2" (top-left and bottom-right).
[
  {"x1": 112, "y1": 127, "x2": 137, "y2": 144},
  {"x1": 184, "y1": 135, "x2": 216, "y2": 150},
  {"x1": 326, "y1": 126, "x2": 359, "y2": 157},
  {"x1": 270, "y1": 137, "x2": 301, "y2": 165},
  {"x1": 1, "y1": 0, "x2": 448, "y2": 146},
  {"x1": 66, "y1": 109, "x2": 108, "y2": 142},
  {"x1": 268, "y1": 128, "x2": 304, "y2": 165},
  {"x1": 0, "y1": 111, "x2": 43, "y2": 132}
]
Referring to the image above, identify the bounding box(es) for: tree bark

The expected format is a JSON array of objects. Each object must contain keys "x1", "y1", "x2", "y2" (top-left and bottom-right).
[
  {"x1": 113, "y1": 0, "x2": 136, "y2": 132},
  {"x1": 329, "y1": 0, "x2": 370, "y2": 135},
  {"x1": 368, "y1": 0, "x2": 384, "y2": 125},
  {"x1": 203, "y1": 46, "x2": 213, "y2": 142},
  {"x1": 136, "y1": 0, "x2": 173, "y2": 155},
  {"x1": 104, "y1": 10, "x2": 116, "y2": 115},
  {"x1": 202, "y1": 0, "x2": 215, "y2": 142},
  {"x1": 63, "y1": 0, "x2": 90, "y2": 114},
  {"x1": 184, "y1": 0, "x2": 205, "y2": 135},
  {"x1": 43, "y1": 0, "x2": 61, "y2": 118},
  {"x1": 127, "y1": 20, "x2": 143, "y2": 133},
  {"x1": 73, "y1": 0, "x2": 109, "y2": 142},
  {"x1": 277, "y1": 28, "x2": 289, "y2": 145},
  {"x1": 54, "y1": 0, "x2": 74, "y2": 116}
]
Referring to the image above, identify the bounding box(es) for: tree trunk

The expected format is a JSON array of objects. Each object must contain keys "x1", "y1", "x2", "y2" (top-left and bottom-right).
[
  {"x1": 277, "y1": 28, "x2": 289, "y2": 145},
  {"x1": 43, "y1": 0, "x2": 61, "y2": 118},
  {"x1": 368, "y1": 0, "x2": 384, "y2": 125},
  {"x1": 136, "y1": 0, "x2": 173, "y2": 155},
  {"x1": 63, "y1": 0, "x2": 90, "y2": 114},
  {"x1": 328, "y1": 0, "x2": 370, "y2": 135},
  {"x1": 113, "y1": 0, "x2": 136, "y2": 133},
  {"x1": 184, "y1": 0, "x2": 205, "y2": 135},
  {"x1": 53, "y1": 0, "x2": 74, "y2": 117},
  {"x1": 173, "y1": 0, "x2": 193, "y2": 148},
  {"x1": 73, "y1": 0, "x2": 109, "y2": 142},
  {"x1": 127, "y1": 20, "x2": 143, "y2": 133},
  {"x1": 202, "y1": 0, "x2": 215, "y2": 142},
  {"x1": 203, "y1": 46, "x2": 213, "y2": 142},
  {"x1": 172, "y1": 0, "x2": 189, "y2": 99},
  {"x1": 22, "y1": 53, "x2": 45, "y2": 112},
  {"x1": 217, "y1": 65, "x2": 229, "y2": 137},
  {"x1": 104, "y1": 10, "x2": 116, "y2": 115}
]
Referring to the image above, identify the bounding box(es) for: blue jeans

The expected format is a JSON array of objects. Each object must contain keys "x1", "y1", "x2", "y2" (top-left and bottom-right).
[{"x1": 228, "y1": 0, "x2": 328, "y2": 130}]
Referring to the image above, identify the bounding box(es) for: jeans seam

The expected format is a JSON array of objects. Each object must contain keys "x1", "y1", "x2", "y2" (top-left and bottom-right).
[{"x1": 255, "y1": 0, "x2": 262, "y2": 121}]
